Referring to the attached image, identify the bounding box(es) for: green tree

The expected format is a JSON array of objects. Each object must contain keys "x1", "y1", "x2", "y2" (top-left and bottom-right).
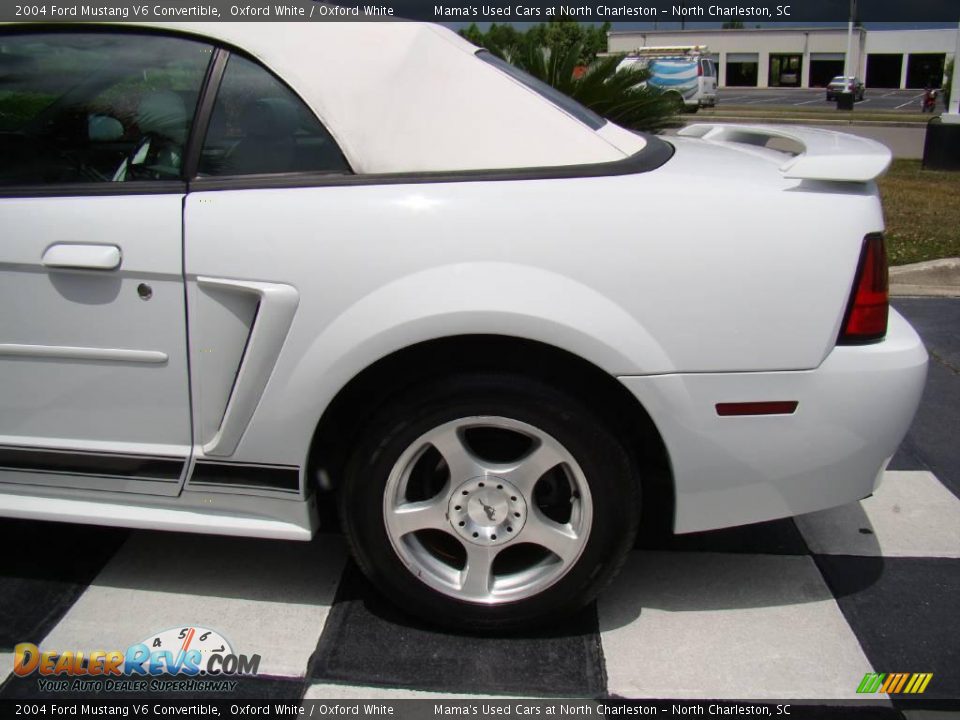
[
  {"x1": 721, "y1": 21, "x2": 744, "y2": 29},
  {"x1": 580, "y1": 22, "x2": 612, "y2": 61},
  {"x1": 461, "y1": 20, "x2": 612, "y2": 65},
  {"x1": 460, "y1": 23, "x2": 524, "y2": 60},
  {"x1": 460, "y1": 23, "x2": 486, "y2": 48},
  {"x1": 514, "y1": 41, "x2": 679, "y2": 132},
  {"x1": 459, "y1": 23, "x2": 679, "y2": 132}
]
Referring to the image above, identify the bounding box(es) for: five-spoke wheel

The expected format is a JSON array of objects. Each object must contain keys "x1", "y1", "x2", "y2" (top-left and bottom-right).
[
  {"x1": 339, "y1": 374, "x2": 639, "y2": 631},
  {"x1": 383, "y1": 416, "x2": 592, "y2": 604}
]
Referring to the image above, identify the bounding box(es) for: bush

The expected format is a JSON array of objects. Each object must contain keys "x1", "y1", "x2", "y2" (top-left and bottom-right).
[{"x1": 461, "y1": 21, "x2": 680, "y2": 133}]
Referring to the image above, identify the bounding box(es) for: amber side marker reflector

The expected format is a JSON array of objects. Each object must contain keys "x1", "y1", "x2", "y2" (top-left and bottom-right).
[{"x1": 716, "y1": 401, "x2": 799, "y2": 416}]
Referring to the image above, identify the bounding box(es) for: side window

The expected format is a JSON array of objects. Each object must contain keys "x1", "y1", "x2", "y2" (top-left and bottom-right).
[
  {"x1": 198, "y1": 54, "x2": 350, "y2": 177},
  {"x1": 0, "y1": 32, "x2": 211, "y2": 186}
]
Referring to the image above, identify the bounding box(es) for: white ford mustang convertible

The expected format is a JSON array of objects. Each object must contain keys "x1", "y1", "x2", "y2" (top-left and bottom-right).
[{"x1": 0, "y1": 21, "x2": 927, "y2": 629}]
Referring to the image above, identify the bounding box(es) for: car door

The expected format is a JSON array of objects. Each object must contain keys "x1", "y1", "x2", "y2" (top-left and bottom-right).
[
  {"x1": 181, "y1": 51, "x2": 351, "y2": 494},
  {"x1": 0, "y1": 30, "x2": 212, "y2": 495}
]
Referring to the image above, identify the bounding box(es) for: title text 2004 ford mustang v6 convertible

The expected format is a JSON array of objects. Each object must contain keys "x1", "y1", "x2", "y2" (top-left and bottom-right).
[{"x1": 0, "y1": 21, "x2": 927, "y2": 629}]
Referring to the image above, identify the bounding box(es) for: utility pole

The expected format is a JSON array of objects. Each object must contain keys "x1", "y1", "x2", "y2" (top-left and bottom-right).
[
  {"x1": 921, "y1": 19, "x2": 960, "y2": 169},
  {"x1": 838, "y1": 0, "x2": 856, "y2": 109},
  {"x1": 843, "y1": 0, "x2": 857, "y2": 82},
  {"x1": 947, "y1": 20, "x2": 960, "y2": 121},
  {"x1": 842, "y1": 18, "x2": 853, "y2": 82}
]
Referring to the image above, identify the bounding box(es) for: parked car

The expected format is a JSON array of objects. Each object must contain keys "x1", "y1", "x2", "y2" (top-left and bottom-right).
[
  {"x1": 0, "y1": 22, "x2": 927, "y2": 630},
  {"x1": 826, "y1": 76, "x2": 866, "y2": 101}
]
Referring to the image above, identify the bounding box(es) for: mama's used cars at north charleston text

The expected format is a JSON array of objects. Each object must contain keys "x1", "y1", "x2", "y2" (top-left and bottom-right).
[{"x1": 0, "y1": 21, "x2": 927, "y2": 630}]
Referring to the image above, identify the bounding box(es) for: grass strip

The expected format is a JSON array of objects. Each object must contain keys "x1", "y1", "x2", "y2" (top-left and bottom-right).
[{"x1": 880, "y1": 159, "x2": 960, "y2": 265}]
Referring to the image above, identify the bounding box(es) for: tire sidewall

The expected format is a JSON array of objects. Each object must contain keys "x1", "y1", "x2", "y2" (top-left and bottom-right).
[{"x1": 340, "y1": 374, "x2": 638, "y2": 630}]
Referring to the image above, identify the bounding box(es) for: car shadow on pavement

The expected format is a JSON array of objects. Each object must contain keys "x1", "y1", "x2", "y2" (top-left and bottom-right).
[
  {"x1": 0, "y1": 519, "x2": 129, "y2": 649},
  {"x1": 636, "y1": 516, "x2": 810, "y2": 555},
  {"x1": 602, "y1": 504, "x2": 884, "y2": 629},
  {"x1": 306, "y1": 561, "x2": 608, "y2": 696}
]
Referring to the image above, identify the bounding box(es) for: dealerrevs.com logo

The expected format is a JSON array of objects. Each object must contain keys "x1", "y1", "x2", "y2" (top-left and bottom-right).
[{"x1": 14, "y1": 626, "x2": 261, "y2": 693}]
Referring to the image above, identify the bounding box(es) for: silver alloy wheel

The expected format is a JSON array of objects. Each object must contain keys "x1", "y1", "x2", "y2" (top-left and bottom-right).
[{"x1": 382, "y1": 416, "x2": 593, "y2": 604}]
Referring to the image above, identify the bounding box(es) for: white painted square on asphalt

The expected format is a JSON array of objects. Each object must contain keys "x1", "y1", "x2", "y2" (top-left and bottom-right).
[
  {"x1": 796, "y1": 471, "x2": 960, "y2": 558},
  {"x1": 0, "y1": 652, "x2": 12, "y2": 684},
  {"x1": 598, "y1": 552, "x2": 875, "y2": 699},
  {"x1": 39, "y1": 531, "x2": 347, "y2": 678}
]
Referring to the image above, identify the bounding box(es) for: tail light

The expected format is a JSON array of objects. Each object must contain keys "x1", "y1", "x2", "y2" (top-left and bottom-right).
[
  {"x1": 838, "y1": 233, "x2": 888, "y2": 344},
  {"x1": 697, "y1": 63, "x2": 703, "y2": 77}
]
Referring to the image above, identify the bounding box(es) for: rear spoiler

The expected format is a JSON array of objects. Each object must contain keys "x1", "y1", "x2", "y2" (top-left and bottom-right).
[{"x1": 676, "y1": 123, "x2": 892, "y2": 182}]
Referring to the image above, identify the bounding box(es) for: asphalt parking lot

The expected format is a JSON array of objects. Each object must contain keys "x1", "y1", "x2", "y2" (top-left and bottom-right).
[
  {"x1": 717, "y1": 87, "x2": 934, "y2": 112},
  {"x1": 0, "y1": 299, "x2": 957, "y2": 714}
]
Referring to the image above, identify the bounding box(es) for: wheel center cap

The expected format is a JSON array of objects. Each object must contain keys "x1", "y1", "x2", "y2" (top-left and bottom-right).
[
  {"x1": 468, "y1": 490, "x2": 508, "y2": 526},
  {"x1": 448, "y1": 477, "x2": 527, "y2": 547}
]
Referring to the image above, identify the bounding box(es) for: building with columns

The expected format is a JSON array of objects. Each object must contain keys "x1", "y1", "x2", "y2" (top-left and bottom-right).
[{"x1": 606, "y1": 27, "x2": 956, "y2": 89}]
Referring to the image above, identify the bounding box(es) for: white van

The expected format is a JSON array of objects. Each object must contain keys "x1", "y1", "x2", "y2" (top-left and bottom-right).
[{"x1": 615, "y1": 46, "x2": 718, "y2": 112}]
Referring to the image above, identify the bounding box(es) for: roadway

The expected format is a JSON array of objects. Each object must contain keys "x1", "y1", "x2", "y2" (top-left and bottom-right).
[
  {"x1": 717, "y1": 87, "x2": 935, "y2": 113},
  {"x1": 685, "y1": 87, "x2": 936, "y2": 158}
]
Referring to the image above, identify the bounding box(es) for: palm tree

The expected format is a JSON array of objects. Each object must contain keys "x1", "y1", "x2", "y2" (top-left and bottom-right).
[{"x1": 513, "y1": 41, "x2": 680, "y2": 133}]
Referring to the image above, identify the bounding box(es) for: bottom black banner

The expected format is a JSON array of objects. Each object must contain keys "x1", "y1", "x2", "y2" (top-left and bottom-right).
[{"x1": 2, "y1": 699, "x2": 958, "y2": 720}]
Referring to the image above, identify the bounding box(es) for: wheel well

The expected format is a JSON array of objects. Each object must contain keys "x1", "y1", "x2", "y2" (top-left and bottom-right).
[{"x1": 307, "y1": 335, "x2": 675, "y2": 535}]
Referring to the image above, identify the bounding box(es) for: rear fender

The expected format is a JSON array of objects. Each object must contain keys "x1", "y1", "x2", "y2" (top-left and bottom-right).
[{"x1": 235, "y1": 262, "x2": 670, "y2": 467}]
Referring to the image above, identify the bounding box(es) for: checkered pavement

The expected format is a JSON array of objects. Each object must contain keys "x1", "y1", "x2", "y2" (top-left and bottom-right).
[
  {"x1": 1, "y1": 467, "x2": 957, "y2": 710},
  {"x1": 1, "y1": 300, "x2": 958, "y2": 714}
]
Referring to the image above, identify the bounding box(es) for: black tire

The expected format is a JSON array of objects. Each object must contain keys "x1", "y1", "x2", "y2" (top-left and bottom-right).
[
  {"x1": 339, "y1": 373, "x2": 639, "y2": 632},
  {"x1": 665, "y1": 90, "x2": 685, "y2": 114}
]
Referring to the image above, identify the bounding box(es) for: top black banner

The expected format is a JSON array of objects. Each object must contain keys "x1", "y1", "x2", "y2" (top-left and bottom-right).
[{"x1": 4, "y1": 0, "x2": 960, "y2": 23}]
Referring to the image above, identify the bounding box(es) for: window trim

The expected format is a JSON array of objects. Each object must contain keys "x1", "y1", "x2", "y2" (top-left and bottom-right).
[
  {"x1": 0, "y1": 136, "x2": 674, "y2": 197},
  {"x1": 0, "y1": 181, "x2": 187, "y2": 198},
  {"x1": 187, "y1": 136, "x2": 674, "y2": 192},
  {"x1": 182, "y1": 46, "x2": 231, "y2": 182}
]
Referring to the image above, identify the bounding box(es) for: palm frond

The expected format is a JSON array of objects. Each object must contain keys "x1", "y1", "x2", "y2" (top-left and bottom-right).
[{"x1": 512, "y1": 45, "x2": 680, "y2": 133}]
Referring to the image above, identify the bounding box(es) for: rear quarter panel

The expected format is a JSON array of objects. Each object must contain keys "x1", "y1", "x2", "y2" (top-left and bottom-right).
[{"x1": 184, "y1": 143, "x2": 884, "y2": 469}]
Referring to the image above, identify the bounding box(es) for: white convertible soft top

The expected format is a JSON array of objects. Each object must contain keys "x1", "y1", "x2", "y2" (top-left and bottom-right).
[{"x1": 128, "y1": 22, "x2": 646, "y2": 173}]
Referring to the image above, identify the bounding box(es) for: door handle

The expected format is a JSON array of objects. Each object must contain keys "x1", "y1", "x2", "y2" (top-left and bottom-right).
[{"x1": 42, "y1": 243, "x2": 122, "y2": 271}]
